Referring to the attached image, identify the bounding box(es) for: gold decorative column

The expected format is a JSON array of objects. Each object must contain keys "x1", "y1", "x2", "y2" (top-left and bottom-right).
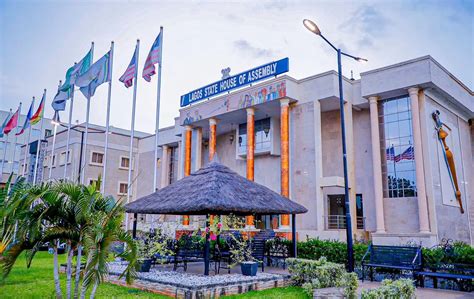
[
  {"x1": 280, "y1": 99, "x2": 290, "y2": 229},
  {"x1": 209, "y1": 118, "x2": 217, "y2": 161},
  {"x1": 183, "y1": 125, "x2": 192, "y2": 227},
  {"x1": 246, "y1": 108, "x2": 255, "y2": 228}
]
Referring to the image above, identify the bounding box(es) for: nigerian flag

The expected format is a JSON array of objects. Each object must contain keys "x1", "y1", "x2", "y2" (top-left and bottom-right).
[
  {"x1": 60, "y1": 48, "x2": 93, "y2": 92},
  {"x1": 75, "y1": 51, "x2": 111, "y2": 98}
]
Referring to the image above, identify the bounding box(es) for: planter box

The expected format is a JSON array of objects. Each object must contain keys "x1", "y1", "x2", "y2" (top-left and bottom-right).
[
  {"x1": 241, "y1": 262, "x2": 258, "y2": 276},
  {"x1": 137, "y1": 259, "x2": 152, "y2": 272}
]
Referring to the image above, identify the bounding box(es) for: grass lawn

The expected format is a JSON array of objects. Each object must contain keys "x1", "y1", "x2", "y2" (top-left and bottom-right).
[{"x1": 1, "y1": 251, "x2": 307, "y2": 298}]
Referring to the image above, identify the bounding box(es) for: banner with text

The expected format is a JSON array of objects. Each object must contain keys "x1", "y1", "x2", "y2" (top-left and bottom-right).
[{"x1": 180, "y1": 58, "x2": 289, "y2": 107}]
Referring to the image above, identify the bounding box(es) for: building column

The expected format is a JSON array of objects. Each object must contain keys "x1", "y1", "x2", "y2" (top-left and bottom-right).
[
  {"x1": 160, "y1": 145, "x2": 169, "y2": 188},
  {"x1": 183, "y1": 125, "x2": 192, "y2": 227},
  {"x1": 280, "y1": 99, "x2": 290, "y2": 229},
  {"x1": 314, "y1": 100, "x2": 325, "y2": 231},
  {"x1": 209, "y1": 118, "x2": 217, "y2": 225},
  {"x1": 209, "y1": 118, "x2": 217, "y2": 161},
  {"x1": 246, "y1": 108, "x2": 255, "y2": 229},
  {"x1": 369, "y1": 96, "x2": 386, "y2": 233},
  {"x1": 408, "y1": 87, "x2": 430, "y2": 233}
]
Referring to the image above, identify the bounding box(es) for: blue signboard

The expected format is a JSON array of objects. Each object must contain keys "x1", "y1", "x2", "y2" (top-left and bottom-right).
[{"x1": 180, "y1": 57, "x2": 289, "y2": 107}]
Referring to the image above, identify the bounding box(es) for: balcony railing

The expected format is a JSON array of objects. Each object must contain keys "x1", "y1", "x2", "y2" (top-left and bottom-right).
[{"x1": 324, "y1": 215, "x2": 365, "y2": 230}]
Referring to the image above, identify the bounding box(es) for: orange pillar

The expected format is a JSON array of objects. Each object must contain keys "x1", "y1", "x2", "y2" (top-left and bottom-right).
[
  {"x1": 209, "y1": 118, "x2": 217, "y2": 224},
  {"x1": 209, "y1": 118, "x2": 217, "y2": 161},
  {"x1": 183, "y1": 125, "x2": 192, "y2": 226},
  {"x1": 246, "y1": 108, "x2": 255, "y2": 228},
  {"x1": 280, "y1": 99, "x2": 290, "y2": 229}
]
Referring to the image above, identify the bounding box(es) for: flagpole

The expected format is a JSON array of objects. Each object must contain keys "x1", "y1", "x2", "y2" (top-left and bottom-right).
[
  {"x1": 49, "y1": 81, "x2": 62, "y2": 180},
  {"x1": 153, "y1": 27, "x2": 164, "y2": 193},
  {"x1": 125, "y1": 39, "x2": 140, "y2": 232},
  {"x1": 11, "y1": 102, "x2": 22, "y2": 174},
  {"x1": 81, "y1": 42, "x2": 94, "y2": 185},
  {"x1": 22, "y1": 97, "x2": 35, "y2": 176},
  {"x1": 33, "y1": 90, "x2": 46, "y2": 185},
  {"x1": 0, "y1": 109, "x2": 12, "y2": 176},
  {"x1": 64, "y1": 79, "x2": 75, "y2": 180},
  {"x1": 101, "y1": 41, "x2": 114, "y2": 194}
]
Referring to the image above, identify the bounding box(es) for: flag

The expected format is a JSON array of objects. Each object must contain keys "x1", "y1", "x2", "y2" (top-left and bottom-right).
[
  {"x1": 3, "y1": 108, "x2": 19, "y2": 135},
  {"x1": 386, "y1": 145, "x2": 395, "y2": 161},
  {"x1": 52, "y1": 87, "x2": 69, "y2": 112},
  {"x1": 119, "y1": 46, "x2": 138, "y2": 88},
  {"x1": 15, "y1": 100, "x2": 34, "y2": 136},
  {"x1": 142, "y1": 33, "x2": 162, "y2": 82},
  {"x1": 395, "y1": 146, "x2": 414, "y2": 162},
  {"x1": 75, "y1": 51, "x2": 111, "y2": 98},
  {"x1": 30, "y1": 94, "x2": 45, "y2": 125},
  {"x1": 0, "y1": 111, "x2": 12, "y2": 138},
  {"x1": 60, "y1": 48, "x2": 93, "y2": 92}
]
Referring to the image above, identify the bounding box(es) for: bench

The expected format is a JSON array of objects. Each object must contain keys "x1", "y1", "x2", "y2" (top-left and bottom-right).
[
  {"x1": 415, "y1": 240, "x2": 474, "y2": 291},
  {"x1": 361, "y1": 244, "x2": 422, "y2": 281}
]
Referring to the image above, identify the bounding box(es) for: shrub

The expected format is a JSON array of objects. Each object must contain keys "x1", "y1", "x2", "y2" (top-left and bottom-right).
[
  {"x1": 297, "y1": 238, "x2": 368, "y2": 265},
  {"x1": 361, "y1": 278, "x2": 415, "y2": 299},
  {"x1": 287, "y1": 257, "x2": 358, "y2": 298}
]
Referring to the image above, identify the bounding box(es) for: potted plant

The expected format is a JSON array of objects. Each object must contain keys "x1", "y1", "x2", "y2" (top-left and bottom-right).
[
  {"x1": 230, "y1": 236, "x2": 259, "y2": 276},
  {"x1": 136, "y1": 239, "x2": 154, "y2": 272}
]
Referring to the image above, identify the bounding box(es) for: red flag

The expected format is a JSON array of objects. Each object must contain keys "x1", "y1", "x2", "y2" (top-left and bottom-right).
[{"x1": 3, "y1": 108, "x2": 19, "y2": 135}]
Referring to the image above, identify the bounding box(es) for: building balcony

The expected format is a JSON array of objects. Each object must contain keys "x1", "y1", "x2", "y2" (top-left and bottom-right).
[{"x1": 324, "y1": 215, "x2": 365, "y2": 230}]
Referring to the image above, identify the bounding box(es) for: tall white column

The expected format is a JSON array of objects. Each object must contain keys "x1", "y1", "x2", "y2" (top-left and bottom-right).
[
  {"x1": 369, "y1": 96, "x2": 386, "y2": 233},
  {"x1": 313, "y1": 100, "x2": 325, "y2": 231},
  {"x1": 408, "y1": 87, "x2": 430, "y2": 233},
  {"x1": 160, "y1": 145, "x2": 169, "y2": 188}
]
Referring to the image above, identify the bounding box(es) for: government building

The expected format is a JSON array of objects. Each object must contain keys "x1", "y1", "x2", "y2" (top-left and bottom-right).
[{"x1": 2, "y1": 55, "x2": 473, "y2": 246}]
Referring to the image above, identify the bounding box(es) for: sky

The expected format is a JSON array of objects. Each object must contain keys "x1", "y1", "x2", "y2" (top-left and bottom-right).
[{"x1": 1, "y1": 0, "x2": 473, "y2": 134}]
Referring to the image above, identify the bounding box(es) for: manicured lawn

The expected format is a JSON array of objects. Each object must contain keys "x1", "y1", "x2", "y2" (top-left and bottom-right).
[
  {"x1": 1, "y1": 251, "x2": 167, "y2": 298},
  {"x1": 1, "y1": 251, "x2": 307, "y2": 298},
  {"x1": 224, "y1": 286, "x2": 309, "y2": 298}
]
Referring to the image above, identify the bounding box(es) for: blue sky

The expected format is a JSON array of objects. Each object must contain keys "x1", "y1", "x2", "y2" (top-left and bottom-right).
[{"x1": 1, "y1": 0, "x2": 472, "y2": 133}]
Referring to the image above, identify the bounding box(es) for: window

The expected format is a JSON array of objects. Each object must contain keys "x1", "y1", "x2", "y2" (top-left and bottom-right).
[
  {"x1": 379, "y1": 96, "x2": 417, "y2": 198},
  {"x1": 51, "y1": 154, "x2": 56, "y2": 167},
  {"x1": 90, "y1": 152, "x2": 104, "y2": 166},
  {"x1": 118, "y1": 182, "x2": 128, "y2": 195},
  {"x1": 59, "y1": 150, "x2": 71, "y2": 165},
  {"x1": 44, "y1": 129, "x2": 52, "y2": 138},
  {"x1": 168, "y1": 146, "x2": 179, "y2": 184},
  {"x1": 238, "y1": 118, "x2": 271, "y2": 155},
  {"x1": 120, "y1": 156, "x2": 130, "y2": 169},
  {"x1": 325, "y1": 194, "x2": 364, "y2": 230}
]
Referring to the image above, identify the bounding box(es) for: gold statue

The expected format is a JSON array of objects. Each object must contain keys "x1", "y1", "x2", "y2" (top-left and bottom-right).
[{"x1": 432, "y1": 110, "x2": 464, "y2": 213}]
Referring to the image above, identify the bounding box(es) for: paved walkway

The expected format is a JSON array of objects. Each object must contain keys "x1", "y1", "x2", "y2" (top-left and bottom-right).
[{"x1": 359, "y1": 281, "x2": 473, "y2": 299}]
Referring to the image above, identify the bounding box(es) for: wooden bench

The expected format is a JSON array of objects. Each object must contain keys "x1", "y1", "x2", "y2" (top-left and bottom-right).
[{"x1": 361, "y1": 244, "x2": 422, "y2": 281}]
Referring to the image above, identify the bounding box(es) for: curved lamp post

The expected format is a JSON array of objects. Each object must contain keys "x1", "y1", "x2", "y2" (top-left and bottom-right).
[{"x1": 303, "y1": 19, "x2": 367, "y2": 272}]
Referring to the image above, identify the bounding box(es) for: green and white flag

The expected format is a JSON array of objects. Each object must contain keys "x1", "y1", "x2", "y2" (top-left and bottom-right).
[
  {"x1": 60, "y1": 48, "x2": 93, "y2": 92},
  {"x1": 75, "y1": 51, "x2": 111, "y2": 98}
]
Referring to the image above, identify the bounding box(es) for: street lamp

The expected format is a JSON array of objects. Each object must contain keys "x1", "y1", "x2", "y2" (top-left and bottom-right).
[{"x1": 303, "y1": 19, "x2": 368, "y2": 272}]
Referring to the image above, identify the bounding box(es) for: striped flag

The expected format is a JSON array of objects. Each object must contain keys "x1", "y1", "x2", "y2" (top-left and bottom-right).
[
  {"x1": 16, "y1": 100, "x2": 34, "y2": 136},
  {"x1": 119, "y1": 45, "x2": 138, "y2": 88},
  {"x1": 30, "y1": 93, "x2": 45, "y2": 125},
  {"x1": 395, "y1": 146, "x2": 414, "y2": 162},
  {"x1": 142, "y1": 33, "x2": 162, "y2": 82},
  {"x1": 3, "y1": 108, "x2": 19, "y2": 135},
  {"x1": 386, "y1": 145, "x2": 395, "y2": 161},
  {"x1": 76, "y1": 51, "x2": 111, "y2": 98}
]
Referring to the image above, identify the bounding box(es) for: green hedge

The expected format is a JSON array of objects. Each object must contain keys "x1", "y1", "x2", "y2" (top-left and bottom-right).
[
  {"x1": 296, "y1": 238, "x2": 368, "y2": 265},
  {"x1": 293, "y1": 238, "x2": 473, "y2": 269}
]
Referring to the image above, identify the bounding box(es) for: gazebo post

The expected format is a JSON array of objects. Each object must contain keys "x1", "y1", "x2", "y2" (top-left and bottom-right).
[
  {"x1": 204, "y1": 215, "x2": 210, "y2": 276},
  {"x1": 292, "y1": 214, "x2": 297, "y2": 258},
  {"x1": 132, "y1": 213, "x2": 138, "y2": 239}
]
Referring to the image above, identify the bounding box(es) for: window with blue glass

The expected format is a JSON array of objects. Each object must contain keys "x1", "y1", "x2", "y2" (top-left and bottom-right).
[{"x1": 379, "y1": 96, "x2": 417, "y2": 198}]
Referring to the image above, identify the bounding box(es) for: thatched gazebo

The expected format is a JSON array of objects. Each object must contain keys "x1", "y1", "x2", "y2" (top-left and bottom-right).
[{"x1": 125, "y1": 161, "x2": 307, "y2": 275}]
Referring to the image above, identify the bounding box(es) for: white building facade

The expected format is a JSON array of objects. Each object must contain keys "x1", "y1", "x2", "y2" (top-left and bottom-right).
[{"x1": 7, "y1": 56, "x2": 473, "y2": 246}]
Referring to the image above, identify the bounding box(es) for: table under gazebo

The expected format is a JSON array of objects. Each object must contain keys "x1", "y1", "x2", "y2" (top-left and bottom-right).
[{"x1": 125, "y1": 161, "x2": 307, "y2": 275}]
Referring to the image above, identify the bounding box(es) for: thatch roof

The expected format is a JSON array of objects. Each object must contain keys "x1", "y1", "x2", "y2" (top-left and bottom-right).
[{"x1": 125, "y1": 162, "x2": 308, "y2": 215}]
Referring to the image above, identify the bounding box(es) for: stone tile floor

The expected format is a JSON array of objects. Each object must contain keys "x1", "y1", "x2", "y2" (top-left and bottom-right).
[{"x1": 359, "y1": 282, "x2": 473, "y2": 299}]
